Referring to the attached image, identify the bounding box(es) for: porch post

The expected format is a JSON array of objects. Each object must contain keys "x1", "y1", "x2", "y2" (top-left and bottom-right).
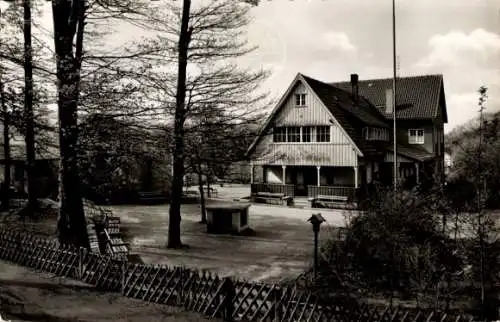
[
  {"x1": 353, "y1": 166, "x2": 359, "y2": 188},
  {"x1": 282, "y1": 165, "x2": 287, "y2": 184},
  {"x1": 250, "y1": 162, "x2": 254, "y2": 184},
  {"x1": 316, "y1": 166, "x2": 321, "y2": 186},
  {"x1": 415, "y1": 162, "x2": 420, "y2": 184}
]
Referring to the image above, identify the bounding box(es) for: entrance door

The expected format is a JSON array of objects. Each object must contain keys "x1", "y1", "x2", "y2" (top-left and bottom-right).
[{"x1": 295, "y1": 169, "x2": 307, "y2": 196}]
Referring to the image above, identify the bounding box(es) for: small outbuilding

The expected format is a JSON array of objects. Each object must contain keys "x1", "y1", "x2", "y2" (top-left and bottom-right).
[{"x1": 205, "y1": 202, "x2": 251, "y2": 235}]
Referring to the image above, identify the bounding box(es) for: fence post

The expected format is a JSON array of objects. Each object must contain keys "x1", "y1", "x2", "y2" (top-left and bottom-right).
[
  {"x1": 78, "y1": 247, "x2": 84, "y2": 280},
  {"x1": 274, "y1": 287, "x2": 279, "y2": 322},
  {"x1": 223, "y1": 277, "x2": 235, "y2": 322},
  {"x1": 121, "y1": 260, "x2": 126, "y2": 296},
  {"x1": 179, "y1": 267, "x2": 184, "y2": 306}
]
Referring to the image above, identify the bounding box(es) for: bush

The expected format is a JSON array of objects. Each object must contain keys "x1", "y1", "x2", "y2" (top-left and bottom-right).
[{"x1": 317, "y1": 184, "x2": 464, "y2": 307}]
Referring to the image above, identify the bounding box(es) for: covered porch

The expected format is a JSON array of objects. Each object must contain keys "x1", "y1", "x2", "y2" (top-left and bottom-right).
[
  {"x1": 249, "y1": 164, "x2": 361, "y2": 201},
  {"x1": 379, "y1": 148, "x2": 435, "y2": 187}
]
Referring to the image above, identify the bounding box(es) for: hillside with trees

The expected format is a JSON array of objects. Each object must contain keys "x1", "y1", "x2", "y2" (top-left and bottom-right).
[{"x1": 445, "y1": 108, "x2": 500, "y2": 209}]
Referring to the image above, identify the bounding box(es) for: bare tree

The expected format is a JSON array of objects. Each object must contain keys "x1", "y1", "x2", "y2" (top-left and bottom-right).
[
  {"x1": 23, "y1": 0, "x2": 36, "y2": 214},
  {"x1": 184, "y1": 116, "x2": 259, "y2": 223},
  {"x1": 49, "y1": 0, "x2": 172, "y2": 247},
  {"x1": 0, "y1": 1, "x2": 40, "y2": 211},
  {"x1": 51, "y1": 0, "x2": 90, "y2": 248},
  {"x1": 0, "y1": 72, "x2": 10, "y2": 211},
  {"x1": 139, "y1": 0, "x2": 266, "y2": 248},
  {"x1": 445, "y1": 86, "x2": 500, "y2": 320}
]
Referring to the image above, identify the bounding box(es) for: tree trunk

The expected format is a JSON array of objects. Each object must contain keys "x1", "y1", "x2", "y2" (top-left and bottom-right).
[
  {"x1": 52, "y1": 0, "x2": 89, "y2": 249},
  {"x1": 167, "y1": 0, "x2": 191, "y2": 249},
  {"x1": 197, "y1": 170, "x2": 206, "y2": 224},
  {"x1": 0, "y1": 77, "x2": 10, "y2": 211},
  {"x1": 442, "y1": 213, "x2": 446, "y2": 235},
  {"x1": 206, "y1": 176, "x2": 211, "y2": 198},
  {"x1": 23, "y1": 0, "x2": 37, "y2": 216},
  {"x1": 142, "y1": 156, "x2": 153, "y2": 191},
  {"x1": 56, "y1": 68, "x2": 88, "y2": 248}
]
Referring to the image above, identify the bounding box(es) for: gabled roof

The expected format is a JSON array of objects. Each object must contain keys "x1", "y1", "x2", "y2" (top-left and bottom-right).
[
  {"x1": 246, "y1": 73, "x2": 446, "y2": 160},
  {"x1": 300, "y1": 75, "x2": 391, "y2": 156},
  {"x1": 331, "y1": 74, "x2": 447, "y2": 122},
  {"x1": 246, "y1": 73, "x2": 386, "y2": 157},
  {"x1": 301, "y1": 75, "x2": 388, "y2": 128}
]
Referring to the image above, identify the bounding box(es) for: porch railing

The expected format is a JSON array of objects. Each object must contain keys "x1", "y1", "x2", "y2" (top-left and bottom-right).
[
  {"x1": 307, "y1": 185, "x2": 359, "y2": 202},
  {"x1": 251, "y1": 183, "x2": 295, "y2": 198}
]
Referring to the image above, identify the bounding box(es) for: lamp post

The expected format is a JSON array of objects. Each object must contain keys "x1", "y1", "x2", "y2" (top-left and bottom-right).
[{"x1": 307, "y1": 213, "x2": 325, "y2": 283}]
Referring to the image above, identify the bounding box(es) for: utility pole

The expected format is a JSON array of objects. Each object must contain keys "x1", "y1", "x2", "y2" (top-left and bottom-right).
[
  {"x1": 392, "y1": 0, "x2": 398, "y2": 192},
  {"x1": 477, "y1": 86, "x2": 487, "y2": 320},
  {"x1": 23, "y1": 0, "x2": 37, "y2": 214}
]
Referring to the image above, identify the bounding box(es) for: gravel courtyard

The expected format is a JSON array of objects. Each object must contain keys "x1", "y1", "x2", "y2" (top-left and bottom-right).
[
  {"x1": 0, "y1": 260, "x2": 215, "y2": 322},
  {"x1": 112, "y1": 184, "x2": 348, "y2": 283}
]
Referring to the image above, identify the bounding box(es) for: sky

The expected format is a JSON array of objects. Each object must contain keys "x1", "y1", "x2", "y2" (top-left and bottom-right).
[
  {"x1": 241, "y1": 0, "x2": 500, "y2": 132},
  {"x1": 3, "y1": 0, "x2": 500, "y2": 133}
]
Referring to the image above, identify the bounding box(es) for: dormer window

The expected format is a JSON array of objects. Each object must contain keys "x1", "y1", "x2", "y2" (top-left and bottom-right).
[
  {"x1": 363, "y1": 127, "x2": 389, "y2": 141},
  {"x1": 295, "y1": 93, "x2": 306, "y2": 107},
  {"x1": 408, "y1": 129, "x2": 424, "y2": 144}
]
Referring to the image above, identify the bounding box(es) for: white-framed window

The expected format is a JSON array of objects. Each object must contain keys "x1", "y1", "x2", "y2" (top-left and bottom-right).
[
  {"x1": 408, "y1": 128, "x2": 424, "y2": 144},
  {"x1": 273, "y1": 127, "x2": 286, "y2": 142},
  {"x1": 295, "y1": 93, "x2": 306, "y2": 107},
  {"x1": 273, "y1": 125, "x2": 331, "y2": 143},
  {"x1": 287, "y1": 126, "x2": 301, "y2": 142},
  {"x1": 302, "y1": 126, "x2": 312, "y2": 142},
  {"x1": 316, "y1": 126, "x2": 330, "y2": 142}
]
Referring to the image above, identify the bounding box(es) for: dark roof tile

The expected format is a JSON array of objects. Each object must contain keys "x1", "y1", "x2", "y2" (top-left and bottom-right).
[
  {"x1": 301, "y1": 75, "x2": 390, "y2": 156},
  {"x1": 302, "y1": 75, "x2": 388, "y2": 128},
  {"x1": 331, "y1": 74, "x2": 444, "y2": 120}
]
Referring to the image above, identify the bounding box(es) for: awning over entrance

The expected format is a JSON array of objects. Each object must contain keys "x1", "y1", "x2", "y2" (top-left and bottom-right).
[{"x1": 385, "y1": 143, "x2": 434, "y2": 162}]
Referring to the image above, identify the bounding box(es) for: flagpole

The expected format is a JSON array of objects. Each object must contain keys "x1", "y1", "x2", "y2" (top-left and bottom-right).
[{"x1": 392, "y1": 0, "x2": 397, "y2": 192}]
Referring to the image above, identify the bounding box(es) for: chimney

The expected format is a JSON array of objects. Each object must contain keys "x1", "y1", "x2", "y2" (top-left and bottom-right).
[
  {"x1": 385, "y1": 88, "x2": 393, "y2": 114},
  {"x1": 350, "y1": 74, "x2": 359, "y2": 101}
]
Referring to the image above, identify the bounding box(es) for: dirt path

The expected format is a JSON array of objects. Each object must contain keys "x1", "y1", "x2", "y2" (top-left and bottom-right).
[{"x1": 0, "y1": 261, "x2": 214, "y2": 322}]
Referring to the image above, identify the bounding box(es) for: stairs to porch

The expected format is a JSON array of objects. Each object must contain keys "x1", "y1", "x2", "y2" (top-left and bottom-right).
[{"x1": 292, "y1": 197, "x2": 309, "y2": 208}]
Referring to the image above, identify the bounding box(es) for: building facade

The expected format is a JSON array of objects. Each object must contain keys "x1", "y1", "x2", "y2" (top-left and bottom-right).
[{"x1": 246, "y1": 73, "x2": 447, "y2": 200}]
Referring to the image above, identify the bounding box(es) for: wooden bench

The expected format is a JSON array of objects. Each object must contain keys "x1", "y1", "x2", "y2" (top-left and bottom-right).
[
  {"x1": 251, "y1": 192, "x2": 293, "y2": 206},
  {"x1": 308, "y1": 194, "x2": 349, "y2": 208},
  {"x1": 181, "y1": 190, "x2": 200, "y2": 204},
  {"x1": 138, "y1": 191, "x2": 168, "y2": 205},
  {"x1": 203, "y1": 186, "x2": 218, "y2": 197}
]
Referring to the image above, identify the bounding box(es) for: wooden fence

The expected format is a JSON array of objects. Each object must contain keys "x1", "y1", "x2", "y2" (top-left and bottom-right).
[
  {"x1": 0, "y1": 228, "x2": 478, "y2": 322},
  {"x1": 307, "y1": 186, "x2": 359, "y2": 201}
]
